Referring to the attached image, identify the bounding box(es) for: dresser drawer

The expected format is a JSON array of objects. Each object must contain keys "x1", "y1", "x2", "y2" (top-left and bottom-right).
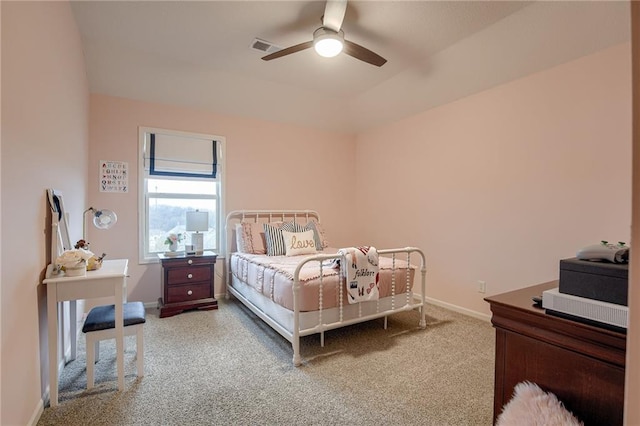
[
  {"x1": 166, "y1": 282, "x2": 211, "y2": 304},
  {"x1": 167, "y1": 265, "x2": 211, "y2": 285}
]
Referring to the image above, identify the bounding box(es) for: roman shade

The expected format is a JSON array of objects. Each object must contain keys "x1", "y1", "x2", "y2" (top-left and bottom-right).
[{"x1": 147, "y1": 133, "x2": 217, "y2": 178}]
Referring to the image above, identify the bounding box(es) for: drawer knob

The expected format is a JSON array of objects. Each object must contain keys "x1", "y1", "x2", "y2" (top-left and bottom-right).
[
  {"x1": 188, "y1": 259, "x2": 193, "y2": 265},
  {"x1": 187, "y1": 290, "x2": 193, "y2": 296},
  {"x1": 187, "y1": 273, "x2": 193, "y2": 279}
]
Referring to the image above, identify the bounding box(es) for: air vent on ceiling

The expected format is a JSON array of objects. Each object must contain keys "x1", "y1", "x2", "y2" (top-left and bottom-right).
[{"x1": 250, "y1": 38, "x2": 281, "y2": 55}]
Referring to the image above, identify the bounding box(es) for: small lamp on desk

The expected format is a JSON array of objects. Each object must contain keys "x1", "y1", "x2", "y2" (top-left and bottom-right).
[
  {"x1": 186, "y1": 210, "x2": 208, "y2": 255},
  {"x1": 83, "y1": 207, "x2": 118, "y2": 239}
]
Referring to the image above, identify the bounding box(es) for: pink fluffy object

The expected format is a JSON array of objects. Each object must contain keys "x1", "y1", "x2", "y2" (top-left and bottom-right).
[{"x1": 496, "y1": 381, "x2": 583, "y2": 426}]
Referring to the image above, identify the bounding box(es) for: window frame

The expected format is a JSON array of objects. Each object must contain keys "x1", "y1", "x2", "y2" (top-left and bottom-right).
[{"x1": 138, "y1": 126, "x2": 226, "y2": 264}]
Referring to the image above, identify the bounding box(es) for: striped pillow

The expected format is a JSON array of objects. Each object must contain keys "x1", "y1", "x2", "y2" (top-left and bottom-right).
[{"x1": 263, "y1": 222, "x2": 304, "y2": 256}]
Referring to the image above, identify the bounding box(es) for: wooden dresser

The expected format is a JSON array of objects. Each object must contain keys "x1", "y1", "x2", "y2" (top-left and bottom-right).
[
  {"x1": 485, "y1": 281, "x2": 626, "y2": 425},
  {"x1": 158, "y1": 251, "x2": 218, "y2": 318}
]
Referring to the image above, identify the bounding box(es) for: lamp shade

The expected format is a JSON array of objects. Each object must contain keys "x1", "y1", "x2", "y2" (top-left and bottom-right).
[{"x1": 186, "y1": 210, "x2": 208, "y2": 232}]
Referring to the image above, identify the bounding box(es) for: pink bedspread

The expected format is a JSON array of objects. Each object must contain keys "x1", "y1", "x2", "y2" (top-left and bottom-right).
[{"x1": 230, "y1": 249, "x2": 416, "y2": 312}]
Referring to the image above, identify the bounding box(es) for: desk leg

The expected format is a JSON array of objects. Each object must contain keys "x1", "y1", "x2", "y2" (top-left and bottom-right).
[
  {"x1": 69, "y1": 300, "x2": 77, "y2": 361},
  {"x1": 115, "y1": 282, "x2": 125, "y2": 391},
  {"x1": 47, "y1": 285, "x2": 59, "y2": 407}
]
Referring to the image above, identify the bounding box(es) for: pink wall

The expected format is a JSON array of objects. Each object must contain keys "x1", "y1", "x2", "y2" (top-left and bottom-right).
[
  {"x1": 356, "y1": 43, "x2": 632, "y2": 316},
  {"x1": 1, "y1": 2, "x2": 89, "y2": 424},
  {"x1": 87, "y1": 95, "x2": 357, "y2": 304}
]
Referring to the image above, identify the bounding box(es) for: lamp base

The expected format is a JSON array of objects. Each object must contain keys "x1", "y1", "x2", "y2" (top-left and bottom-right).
[{"x1": 191, "y1": 232, "x2": 204, "y2": 254}]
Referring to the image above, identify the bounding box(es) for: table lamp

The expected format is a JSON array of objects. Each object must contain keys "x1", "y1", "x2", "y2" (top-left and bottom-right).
[
  {"x1": 83, "y1": 207, "x2": 118, "y2": 240},
  {"x1": 186, "y1": 210, "x2": 208, "y2": 254}
]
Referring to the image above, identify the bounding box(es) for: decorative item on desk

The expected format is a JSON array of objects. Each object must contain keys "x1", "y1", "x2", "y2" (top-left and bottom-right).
[
  {"x1": 186, "y1": 210, "x2": 208, "y2": 254},
  {"x1": 87, "y1": 253, "x2": 106, "y2": 270},
  {"x1": 74, "y1": 239, "x2": 106, "y2": 270},
  {"x1": 74, "y1": 239, "x2": 89, "y2": 250},
  {"x1": 165, "y1": 233, "x2": 183, "y2": 252},
  {"x1": 55, "y1": 248, "x2": 94, "y2": 277},
  {"x1": 83, "y1": 206, "x2": 117, "y2": 240}
]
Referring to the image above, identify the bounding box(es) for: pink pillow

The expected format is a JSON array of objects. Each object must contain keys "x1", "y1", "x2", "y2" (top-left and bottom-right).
[{"x1": 235, "y1": 222, "x2": 267, "y2": 254}]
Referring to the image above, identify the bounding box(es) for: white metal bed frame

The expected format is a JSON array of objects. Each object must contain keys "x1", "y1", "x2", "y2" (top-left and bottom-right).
[{"x1": 225, "y1": 209, "x2": 427, "y2": 366}]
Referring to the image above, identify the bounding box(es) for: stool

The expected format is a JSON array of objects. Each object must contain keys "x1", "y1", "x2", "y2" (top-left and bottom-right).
[{"x1": 82, "y1": 301, "x2": 146, "y2": 389}]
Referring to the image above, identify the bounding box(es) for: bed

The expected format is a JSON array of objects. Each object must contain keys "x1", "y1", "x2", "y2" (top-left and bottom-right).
[{"x1": 225, "y1": 209, "x2": 427, "y2": 366}]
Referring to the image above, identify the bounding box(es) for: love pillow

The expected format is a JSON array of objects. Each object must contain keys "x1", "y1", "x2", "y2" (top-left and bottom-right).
[{"x1": 282, "y1": 230, "x2": 317, "y2": 256}]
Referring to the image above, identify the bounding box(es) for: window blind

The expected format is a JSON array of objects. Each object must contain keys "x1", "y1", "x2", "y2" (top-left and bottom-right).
[{"x1": 148, "y1": 133, "x2": 217, "y2": 178}]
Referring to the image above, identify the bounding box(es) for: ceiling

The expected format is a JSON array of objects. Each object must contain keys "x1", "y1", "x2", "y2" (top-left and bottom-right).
[{"x1": 70, "y1": 1, "x2": 630, "y2": 133}]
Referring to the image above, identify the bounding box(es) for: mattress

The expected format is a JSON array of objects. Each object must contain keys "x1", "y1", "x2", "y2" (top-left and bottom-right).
[{"x1": 229, "y1": 248, "x2": 416, "y2": 312}]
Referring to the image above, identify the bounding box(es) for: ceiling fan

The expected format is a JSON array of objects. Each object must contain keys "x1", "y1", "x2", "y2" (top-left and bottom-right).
[{"x1": 261, "y1": 0, "x2": 387, "y2": 67}]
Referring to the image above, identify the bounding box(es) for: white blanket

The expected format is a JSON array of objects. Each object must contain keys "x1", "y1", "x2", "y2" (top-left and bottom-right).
[{"x1": 338, "y1": 247, "x2": 379, "y2": 304}]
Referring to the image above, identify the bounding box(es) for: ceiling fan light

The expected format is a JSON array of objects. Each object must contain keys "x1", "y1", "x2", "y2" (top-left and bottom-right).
[
  {"x1": 313, "y1": 28, "x2": 344, "y2": 58},
  {"x1": 315, "y1": 37, "x2": 343, "y2": 57}
]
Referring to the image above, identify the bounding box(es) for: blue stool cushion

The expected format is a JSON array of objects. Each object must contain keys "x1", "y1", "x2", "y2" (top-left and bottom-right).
[{"x1": 82, "y1": 301, "x2": 146, "y2": 333}]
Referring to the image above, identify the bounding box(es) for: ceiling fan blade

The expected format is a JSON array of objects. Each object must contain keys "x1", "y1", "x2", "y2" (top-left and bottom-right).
[
  {"x1": 261, "y1": 41, "x2": 314, "y2": 61},
  {"x1": 343, "y1": 40, "x2": 387, "y2": 67},
  {"x1": 323, "y1": 0, "x2": 347, "y2": 32}
]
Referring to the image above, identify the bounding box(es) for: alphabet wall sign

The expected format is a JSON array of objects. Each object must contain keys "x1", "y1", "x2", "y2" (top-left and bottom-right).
[{"x1": 100, "y1": 160, "x2": 128, "y2": 193}]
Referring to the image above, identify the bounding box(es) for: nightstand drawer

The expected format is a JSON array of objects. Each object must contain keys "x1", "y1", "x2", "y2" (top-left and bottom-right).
[
  {"x1": 165, "y1": 256, "x2": 213, "y2": 268},
  {"x1": 167, "y1": 265, "x2": 211, "y2": 285},
  {"x1": 166, "y1": 282, "x2": 211, "y2": 304}
]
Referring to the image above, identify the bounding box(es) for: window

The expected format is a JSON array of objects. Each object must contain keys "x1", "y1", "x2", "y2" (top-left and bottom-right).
[{"x1": 138, "y1": 127, "x2": 225, "y2": 262}]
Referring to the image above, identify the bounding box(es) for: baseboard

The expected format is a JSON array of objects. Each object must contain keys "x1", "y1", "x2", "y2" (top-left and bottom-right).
[
  {"x1": 421, "y1": 294, "x2": 491, "y2": 322},
  {"x1": 143, "y1": 301, "x2": 157, "y2": 310},
  {"x1": 143, "y1": 296, "x2": 491, "y2": 322},
  {"x1": 27, "y1": 397, "x2": 44, "y2": 426}
]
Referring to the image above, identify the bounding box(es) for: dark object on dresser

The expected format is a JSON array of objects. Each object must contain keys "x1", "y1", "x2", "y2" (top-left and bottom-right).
[
  {"x1": 158, "y1": 251, "x2": 218, "y2": 317},
  {"x1": 559, "y1": 257, "x2": 629, "y2": 305},
  {"x1": 485, "y1": 281, "x2": 626, "y2": 426}
]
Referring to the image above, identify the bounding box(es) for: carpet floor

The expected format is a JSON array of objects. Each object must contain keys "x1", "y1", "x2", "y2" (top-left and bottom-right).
[{"x1": 37, "y1": 298, "x2": 495, "y2": 425}]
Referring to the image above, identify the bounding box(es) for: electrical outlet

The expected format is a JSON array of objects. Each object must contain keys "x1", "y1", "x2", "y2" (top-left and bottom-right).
[{"x1": 478, "y1": 280, "x2": 486, "y2": 294}]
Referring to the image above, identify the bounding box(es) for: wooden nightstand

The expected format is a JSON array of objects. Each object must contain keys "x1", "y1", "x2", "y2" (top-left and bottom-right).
[{"x1": 158, "y1": 251, "x2": 218, "y2": 318}]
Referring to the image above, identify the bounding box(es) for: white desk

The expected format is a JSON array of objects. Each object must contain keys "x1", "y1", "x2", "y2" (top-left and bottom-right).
[{"x1": 43, "y1": 259, "x2": 128, "y2": 407}]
